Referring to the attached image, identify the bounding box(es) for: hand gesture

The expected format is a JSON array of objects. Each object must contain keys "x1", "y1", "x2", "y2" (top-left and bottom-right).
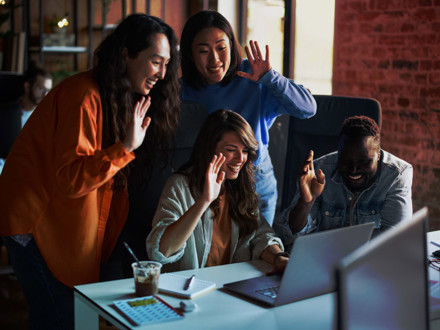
[
  {"x1": 236, "y1": 40, "x2": 271, "y2": 82},
  {"x1": 123, "y1": 96, "x2": 152, "y2": 152},
  {"x1": 202, "y1": 154, "x2": 226, "y2": 204},
  {"x1": 299, "y1": 150, "x2": 326, "y2": 203}
]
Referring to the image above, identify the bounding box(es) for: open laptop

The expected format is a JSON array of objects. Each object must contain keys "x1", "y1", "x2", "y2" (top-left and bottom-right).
[
  {"x1": 223, "y1": 222, "x2": 374, "y2": 307},
  {"x1": 336, "y1": 207, "x2": 429, "y2": 330}
]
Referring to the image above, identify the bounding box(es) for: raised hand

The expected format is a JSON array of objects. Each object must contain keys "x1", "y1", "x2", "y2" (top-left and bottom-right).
[
  {"x1": 299, "y1": 150, "x2": 326, "y2": 203},
  {"x1": 202, "y1": 153, "x2": 226, "y2": 204},
  {"x1": 236, "y1": 40, "x2": 271, "y2": 82},
  {"x1": 158, "y1": 153, "x2": 226, "y2": 257},
  {"x1": 123, "y1": 96, "x2": 152, "y2": 152}
]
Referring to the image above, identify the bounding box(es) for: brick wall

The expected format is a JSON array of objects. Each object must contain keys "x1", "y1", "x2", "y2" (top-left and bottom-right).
[{"x1": 333, "y1": 0, "x2": 440, "y2": 230}]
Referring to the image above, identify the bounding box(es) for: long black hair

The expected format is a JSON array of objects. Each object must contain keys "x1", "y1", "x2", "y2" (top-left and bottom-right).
[{"x1": 93, "y1": 14, "x2": 181, "y2": 186}]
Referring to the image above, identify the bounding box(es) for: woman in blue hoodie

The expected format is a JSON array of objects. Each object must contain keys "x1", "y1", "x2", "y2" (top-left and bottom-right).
[{"x1": 179, "y1": 10, "x2": 316, "y2": 225}]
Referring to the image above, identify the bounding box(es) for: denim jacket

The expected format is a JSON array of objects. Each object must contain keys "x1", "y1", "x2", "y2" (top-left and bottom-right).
[{"x1": 273, "y1": 150, "x2": 413, "y2": 250}]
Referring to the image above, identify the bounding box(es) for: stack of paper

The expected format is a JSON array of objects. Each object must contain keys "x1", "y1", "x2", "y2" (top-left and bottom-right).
[{"x1": 159, "y1": 273, "x2": 216, "y2": 299}]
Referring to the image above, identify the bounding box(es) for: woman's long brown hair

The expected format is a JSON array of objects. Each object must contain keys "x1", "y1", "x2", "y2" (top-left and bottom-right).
[{"x1": 180, "y1": 110, "x2": 260, "y2": 237}]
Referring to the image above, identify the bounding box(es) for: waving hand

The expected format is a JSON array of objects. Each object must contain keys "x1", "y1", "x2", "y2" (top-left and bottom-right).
[
  {"x1": 236, "y1": 40, "x2": 271, "y2": 82},
  {"x1": 123, "y1": 96, "x2": 152, "y2": 152},
  {"x1": 202, "y1": 154, "x2": 226, "y2": 204},
  {"x1": 299, "y1": 150, "x2": 326, "y2": 203},
  {"x1": 157, "y1": 153, "x2": 225, "y2": 257}
]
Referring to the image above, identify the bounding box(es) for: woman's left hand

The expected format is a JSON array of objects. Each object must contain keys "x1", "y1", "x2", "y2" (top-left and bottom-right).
[
  {"x1": 123, "y1": 96, "x2": 152, "y2": 152},
  {"x1": 236, "y1": 40, "x2": 271, "y2": 82},
  {"x1": 202, "y1": 153, "x2": 226, "y2": 204}
]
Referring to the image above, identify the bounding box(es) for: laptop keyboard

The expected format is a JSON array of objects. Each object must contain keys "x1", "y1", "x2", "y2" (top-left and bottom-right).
[{"x1": 255, "y1": 285, "x2": 279, "y2": 299}]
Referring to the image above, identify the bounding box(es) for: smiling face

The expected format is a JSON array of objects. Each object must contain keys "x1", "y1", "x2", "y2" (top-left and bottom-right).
[
  {"x1": 191, "y1": 27, "x2": 231, "y2": 85},
  {"x1": 215, "y1": 131, "x2": 248, "y2": 180},
  {"x1": 338, "y1": 135, "x2": 380, "y2": 193},
  {"x1": 125, "y1": 33, "x2": 170, "y2": 95}
]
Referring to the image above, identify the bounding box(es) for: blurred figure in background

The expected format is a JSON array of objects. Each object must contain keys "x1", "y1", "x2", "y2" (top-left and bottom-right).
[{"x1": 0, "y1": 62, "x2": 52, "y2": 174}]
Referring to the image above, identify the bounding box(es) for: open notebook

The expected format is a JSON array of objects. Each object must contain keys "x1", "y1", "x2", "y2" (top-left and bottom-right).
[{"x1": 159, "y1": 273, "x2": 216, "y2": 299}]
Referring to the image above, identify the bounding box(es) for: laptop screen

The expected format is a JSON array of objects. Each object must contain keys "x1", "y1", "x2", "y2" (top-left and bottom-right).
[{"x1": 337, "y1": 207, "x2": 429, "y2": 330}]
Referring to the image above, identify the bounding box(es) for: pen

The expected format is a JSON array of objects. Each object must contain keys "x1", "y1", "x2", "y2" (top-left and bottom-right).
[
  {"x1": 184, "y1": 275, "x2": 195, "y2": 290},
  {"x1": 431, "y1": 241, "x2": 440, "y2": 248}
]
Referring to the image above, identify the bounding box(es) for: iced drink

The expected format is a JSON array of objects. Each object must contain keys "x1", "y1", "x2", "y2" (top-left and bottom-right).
[{"x1": 132, "y1": 261, "x2": 162, "y2": 296}]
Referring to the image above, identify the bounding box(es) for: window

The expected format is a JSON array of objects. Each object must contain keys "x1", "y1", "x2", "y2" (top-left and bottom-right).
[
  {"x1": 246, "y1": 0, "x2": 285, "y2": 73},
  {"x1": 294, "y1": 0, "x2": 335, "y2": 94}
]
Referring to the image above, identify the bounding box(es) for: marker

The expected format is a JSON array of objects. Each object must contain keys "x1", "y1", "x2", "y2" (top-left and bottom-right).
[
  {"x1": 184, "y1": 275, "x2": 195, "y2": 290},
  {"x1": 431, "y1": 241, "x2": 440, "y2": 248}
]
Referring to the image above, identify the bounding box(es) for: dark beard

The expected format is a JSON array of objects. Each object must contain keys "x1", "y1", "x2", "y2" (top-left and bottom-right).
[{"x1": 28, "y1": 92, "x2": 39, "y2": 107}]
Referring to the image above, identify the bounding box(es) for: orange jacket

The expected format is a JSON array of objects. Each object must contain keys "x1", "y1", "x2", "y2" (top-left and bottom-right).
[{"x1": 0, "y1": 70, "x2": 135, "y2": 287}]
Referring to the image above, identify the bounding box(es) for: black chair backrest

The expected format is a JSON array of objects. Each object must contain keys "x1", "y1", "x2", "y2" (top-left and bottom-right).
[
  {"x1": 281, "y1": 95, "x2": 382, "y2": 210},
  {"x1": 0, "y1": 72, "x2": 24, "y2": 105}
]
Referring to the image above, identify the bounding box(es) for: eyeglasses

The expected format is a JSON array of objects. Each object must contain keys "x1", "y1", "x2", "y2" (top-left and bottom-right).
[{"x1": 428, "y1": 258, "x2": 440, "y2": 271}]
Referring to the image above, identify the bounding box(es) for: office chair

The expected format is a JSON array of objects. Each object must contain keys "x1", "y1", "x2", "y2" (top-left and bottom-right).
[
  {"x1": 0, "y1": 72, "x2": 25, "y2": 275},
  {"x1": 281, "y1": 94, "x2": 382, "y2": 210},
  {"x1": 0, "y1": 72, "x2": 24, "y2": 105}
]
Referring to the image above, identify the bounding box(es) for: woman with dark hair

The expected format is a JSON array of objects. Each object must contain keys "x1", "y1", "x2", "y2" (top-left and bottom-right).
[
  {"x1": 147, "y1": 110, "x2": 289, "y2": 273},
  {"x1": 180, "y1": 10, "x2": 317, "y2": 226},
  {"x1": 0, "y1": 14, "x2": 180, "y2": 329}
]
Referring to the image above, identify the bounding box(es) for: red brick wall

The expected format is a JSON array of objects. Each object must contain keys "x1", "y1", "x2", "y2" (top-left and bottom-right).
[{"x1": 333, "y1": 0, "x2": 440, "y2": 229}]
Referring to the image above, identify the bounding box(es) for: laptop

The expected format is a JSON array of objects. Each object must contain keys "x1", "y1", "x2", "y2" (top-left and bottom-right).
[
  {"x1": 223, "y1": 222, "x2": 374, "y2": 307},
  {"x1": 337, "y1": 207, "x2": 429, "y2": 330}
]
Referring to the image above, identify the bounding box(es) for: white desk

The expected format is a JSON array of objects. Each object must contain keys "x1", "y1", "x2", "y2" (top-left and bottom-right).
[
  {"x1": 74, "y1": 260, "x2": 336, "y2": 330},
  {"x1": 75, "y1": 231, "x2": 440, "y2": 330}
]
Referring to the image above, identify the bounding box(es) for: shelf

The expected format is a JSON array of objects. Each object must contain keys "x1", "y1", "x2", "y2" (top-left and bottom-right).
[
  {"x1": 29, "y1": 46, "x2": 88, "y2": 53},
  {"x1": 25, "y1": 0, "x2": 93, "y2": 70},
  {"x1": 92, "y1": 24, "x2": 118, "y2": 31}
]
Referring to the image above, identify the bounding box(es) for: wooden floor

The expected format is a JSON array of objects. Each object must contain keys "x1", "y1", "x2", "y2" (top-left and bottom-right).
[{"x1": 0, "y1": 245, "x2": 116, "y2": 329}]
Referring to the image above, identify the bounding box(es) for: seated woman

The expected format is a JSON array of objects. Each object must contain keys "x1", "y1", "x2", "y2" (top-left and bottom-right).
[{"x1": 147, "y1": 110, "x2": 289, "y2": 272}]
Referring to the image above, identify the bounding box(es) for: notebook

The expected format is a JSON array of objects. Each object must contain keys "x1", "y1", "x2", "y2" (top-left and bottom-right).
[
  {"x1": 114, "y1": 296, "x2": 184, "y2": 326},
  {"x1": 159, "y1": 273, "x2": 216, "y2": 299},
  {"x1": 223, "y1": 222, "x2": 374, "y2": 307}
]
